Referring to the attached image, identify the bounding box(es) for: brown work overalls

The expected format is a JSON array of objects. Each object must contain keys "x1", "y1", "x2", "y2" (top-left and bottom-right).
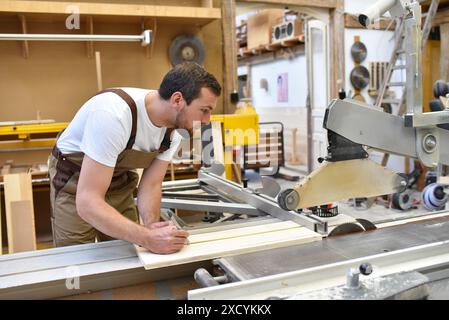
[{"x1": 48, "y1": 89, "x2": 172, "y2": 247}]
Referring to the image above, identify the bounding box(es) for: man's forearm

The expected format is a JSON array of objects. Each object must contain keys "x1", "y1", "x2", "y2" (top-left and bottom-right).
[
  {"x1": 77, "y1": 196, "x2": 149, "y2": 246},
  {"x1": 137, "y1": 185, "x2": 162, "y2": 226}
]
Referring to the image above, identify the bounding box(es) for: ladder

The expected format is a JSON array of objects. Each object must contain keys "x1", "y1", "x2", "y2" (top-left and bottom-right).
[
  {"x1": 375, "y1": 0, "x2": 440, "y2": 167},
  {"x1": 376, "y1": 0, "x2": 440, "y2": 112}
]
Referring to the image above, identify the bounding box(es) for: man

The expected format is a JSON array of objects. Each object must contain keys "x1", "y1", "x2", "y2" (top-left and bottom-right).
[{"x1": 48, "y1": 62, "x2": 221, "y2": 254}]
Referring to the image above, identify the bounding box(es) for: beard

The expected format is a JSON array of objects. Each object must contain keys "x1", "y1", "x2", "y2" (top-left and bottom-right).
[{"x1": 174, "y1": 112, "x2": 194, "y2": 137}]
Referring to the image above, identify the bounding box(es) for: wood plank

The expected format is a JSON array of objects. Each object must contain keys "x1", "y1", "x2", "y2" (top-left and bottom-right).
[
  {"x1": 189, "y1": 221, "x2": 301, "y2": 243},
  {"x1": 136, "y1": 226, "x2": 321, "y2": 270},
  {"x1": 3, "y1": 172, "x2": 36, "y2": 254},
  {"x1": 95, "y1": 51, "x2": 103, "y2": 91},
  {"x1": 221, "y1": 0, "x2": 238, "y2": 113},
  {"x1": 344, "y1": 13, "x2": 396, "y2": 30},
  {"x1": 330, "y1": 0, "x2": 345, "y2": 99},
  {"x1": 0, "y1": 1, "x2": 222, "y2": 19},
  {"x1": 8, "y1": 200, "x2": 36, "y2": 253}
]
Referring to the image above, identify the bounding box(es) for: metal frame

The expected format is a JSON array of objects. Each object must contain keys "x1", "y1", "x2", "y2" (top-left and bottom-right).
[
  {"x1": 188, "y1": 240, "x2": 449, "y2": 299},
  {"x1": 0, "y1": 240, "x2": 209, "y2": 299},
  {"x1": 161, "y1": 198, "x2": 266, "y2": 216},
  {"x1": 197, "y1": 170, "x2": 328, "y2": 234}
]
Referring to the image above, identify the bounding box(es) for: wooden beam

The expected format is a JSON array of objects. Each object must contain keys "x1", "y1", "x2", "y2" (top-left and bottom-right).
[
  {"x1": 8, "y1": 201, "x2": 36, "y2": 253},
  {"x1": 344, "y1": 13, "x2": 396, "y2": 30},
  {"x1": 95, "y1": 51, "x2": 103, "y2": 91},
  {"x1": 441, "y1": 23, "x2": 449, "y2": 81},
  {"x1": 329, "y1": 0, "x2": 345, "y2": 97},
  {"x1": 144, "y1": 18, "x2": 157, "y2": 59},
  {"x1": 0, "y1": 1, "x2": 222, "y2": 19},
  {"x1": 221, "y1": 0, "x2": 238, "y2": 114},
  {"x1": 238, "y1": 0, "x2": 337, "y2": 9}
]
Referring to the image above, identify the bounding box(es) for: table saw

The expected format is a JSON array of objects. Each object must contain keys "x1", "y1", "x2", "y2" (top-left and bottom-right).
[
  {"x1": 2, "y1": 0, "x2": 449, "y2": 300},
  {"x1": 1, "y1": 165, "x2": 449, "y2": 300}
]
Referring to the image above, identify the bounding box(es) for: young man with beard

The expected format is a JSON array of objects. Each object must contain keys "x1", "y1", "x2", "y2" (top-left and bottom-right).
[{"x1": 49, "y1": 62, "x2": 221, "y2": 254}]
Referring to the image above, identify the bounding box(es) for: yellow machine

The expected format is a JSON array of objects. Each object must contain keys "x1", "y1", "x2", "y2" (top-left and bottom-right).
[
  {"x1": 0, "y1": 121, "x2": 68, "y2": 150},
  {"x1": 210, "y1": 99, "x2": 259, "y2": 180}
]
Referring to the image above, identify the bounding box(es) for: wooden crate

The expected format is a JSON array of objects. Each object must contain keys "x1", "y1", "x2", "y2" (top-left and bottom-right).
[{"x1": 247, "y1": 9, "x2": 284, "y2": 51}]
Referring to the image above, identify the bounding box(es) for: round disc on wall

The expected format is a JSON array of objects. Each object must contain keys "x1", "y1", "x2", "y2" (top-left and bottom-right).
[
  {"x1": 169, "y1": 34, "x2": 205, "y2": 66},
  {"x1": 350, "y1": 65, "x2": 370, "y2": 90},
  {"x1": 351, "y1": 41, "x2": 367, "y2": 63}
]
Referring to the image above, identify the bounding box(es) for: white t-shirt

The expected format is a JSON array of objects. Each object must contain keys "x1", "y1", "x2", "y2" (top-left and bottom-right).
[{"x1": 57, "y1": 87, "x2": 182, "y2": 168}]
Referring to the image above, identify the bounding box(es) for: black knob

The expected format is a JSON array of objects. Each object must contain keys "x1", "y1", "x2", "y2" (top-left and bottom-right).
[
  {"x1": 433, "y1": 80, "x2": 449, "y2": 98},
  {"x1": 359, "y1": 263, "x2": 373, "y2": 275}
]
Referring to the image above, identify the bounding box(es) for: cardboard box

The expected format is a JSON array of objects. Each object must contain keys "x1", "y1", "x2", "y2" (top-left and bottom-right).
[{"x1": 247, "y1": 9, "x2": 284, "y2": 50}]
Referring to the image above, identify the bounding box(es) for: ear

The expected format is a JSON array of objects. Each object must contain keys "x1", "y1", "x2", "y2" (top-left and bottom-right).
[{"x1": 170, "y1": 92, "x2": 185, "y2": 111}]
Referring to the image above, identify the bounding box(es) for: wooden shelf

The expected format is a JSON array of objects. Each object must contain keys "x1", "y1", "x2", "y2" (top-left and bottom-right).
[
  {"x1": 0, "y1": 0, "x2": 221, "y2": 26},
  {"x1": 238, "y1": 42, "x2": 305, "y2": 66},
  {"x1": 238, "y1": 36, "x2": 305, "y2": 62}
]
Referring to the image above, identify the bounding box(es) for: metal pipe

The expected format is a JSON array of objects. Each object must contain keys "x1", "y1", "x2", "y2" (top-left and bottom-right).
[{"x1": 0, "y1": 30, "x2": 151, "y2": 46}]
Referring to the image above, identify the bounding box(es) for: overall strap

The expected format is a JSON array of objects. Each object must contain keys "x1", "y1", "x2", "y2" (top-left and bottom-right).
[
  {"x1": 98, "y1": 89, "x2": 173, "y2": 153},
  {"x1": 158, "y1": 128, "x2": 174, "y2": 153},
  {"x1": 97, "y1": 88, "x2": 137, "y2": 149}
]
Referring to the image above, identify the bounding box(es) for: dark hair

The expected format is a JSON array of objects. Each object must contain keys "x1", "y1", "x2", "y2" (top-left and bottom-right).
[{"x1": 158, "y1": 62, "x2": 221, "y2": 105}]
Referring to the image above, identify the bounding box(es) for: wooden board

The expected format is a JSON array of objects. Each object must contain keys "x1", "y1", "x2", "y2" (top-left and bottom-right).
[
  {"x1": 3, "y1": 172, "x2": 36, "y2": 254},
  {"x1": 246, "y1": 9, "x2": 283, "y2": 50},
  {"x1": 7, "y1": 200, "x2": 36, "y2": 253},
  {"x1": 135, "y1": 222, "x2": 321, "y2": 270},
  {"x1": 189, "y1": 221, "x2": 300, "y2": 243},
  {"x1": 0, "y1": 1, "x2": 221, "y2": 20}
]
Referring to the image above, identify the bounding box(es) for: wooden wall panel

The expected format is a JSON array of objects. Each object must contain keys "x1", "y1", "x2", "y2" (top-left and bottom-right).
[
  {"x1": 0, "y1": 1, "x2": 224, "y2": 168},
  {"x1": 0, "y1": 19, "x2": 223, "y2": 123}
]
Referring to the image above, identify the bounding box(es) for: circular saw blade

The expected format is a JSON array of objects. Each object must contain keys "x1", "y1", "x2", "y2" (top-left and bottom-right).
[
  {"x1": 350, "y1": 65, "x2": 370, "y2": 90},
  {"x1": 328, "y1": 222, "x2": 365, "y2": 237},
  {"x1": 169, "y1": 34, "x2": 205, "y2": 66},
  {"x1": 351, "y1": 41, "x2": 367, "y2": 63}
]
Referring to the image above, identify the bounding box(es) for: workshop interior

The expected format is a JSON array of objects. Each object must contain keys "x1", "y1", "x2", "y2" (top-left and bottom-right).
[{"x1": 1, "y1": 0, "x2": 449, "y2": 300}]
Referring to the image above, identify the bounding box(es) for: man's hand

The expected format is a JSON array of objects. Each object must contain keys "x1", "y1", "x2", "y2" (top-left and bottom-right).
[
  {"x1": 141, "y1": 224, "x2": 189, "y2": 254},
  {"x1": 147, "y1": 221, "x2": 173, "y2": 229}
]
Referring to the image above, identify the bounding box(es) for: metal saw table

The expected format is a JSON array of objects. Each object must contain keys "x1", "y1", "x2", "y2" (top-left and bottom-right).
[{"x1": 189, "y1": 214, "x2": 449, "y2": 299}]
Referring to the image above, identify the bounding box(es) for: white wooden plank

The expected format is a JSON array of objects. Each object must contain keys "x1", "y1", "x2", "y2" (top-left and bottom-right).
[
  {"x1": 4, "y1": 172, "x2": 36, "y2": 254},
  {"x1": 136, "y1": 227, "x2": 322, "y2": 270},
  {"x1": 8, "y1": 200, "x2": 36, "y2": 253},
  {"x1": 189, "y1": 221, "x2": 301, "y2": 244}
]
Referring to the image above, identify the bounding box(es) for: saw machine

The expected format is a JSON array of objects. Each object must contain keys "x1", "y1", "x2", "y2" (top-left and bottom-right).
[
  {"x1": 187, "y1": 0, "x2": 449, "y2": 300},
  {"x1": 2, "y1": 0, "x2": 449, "y2": 300}
]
